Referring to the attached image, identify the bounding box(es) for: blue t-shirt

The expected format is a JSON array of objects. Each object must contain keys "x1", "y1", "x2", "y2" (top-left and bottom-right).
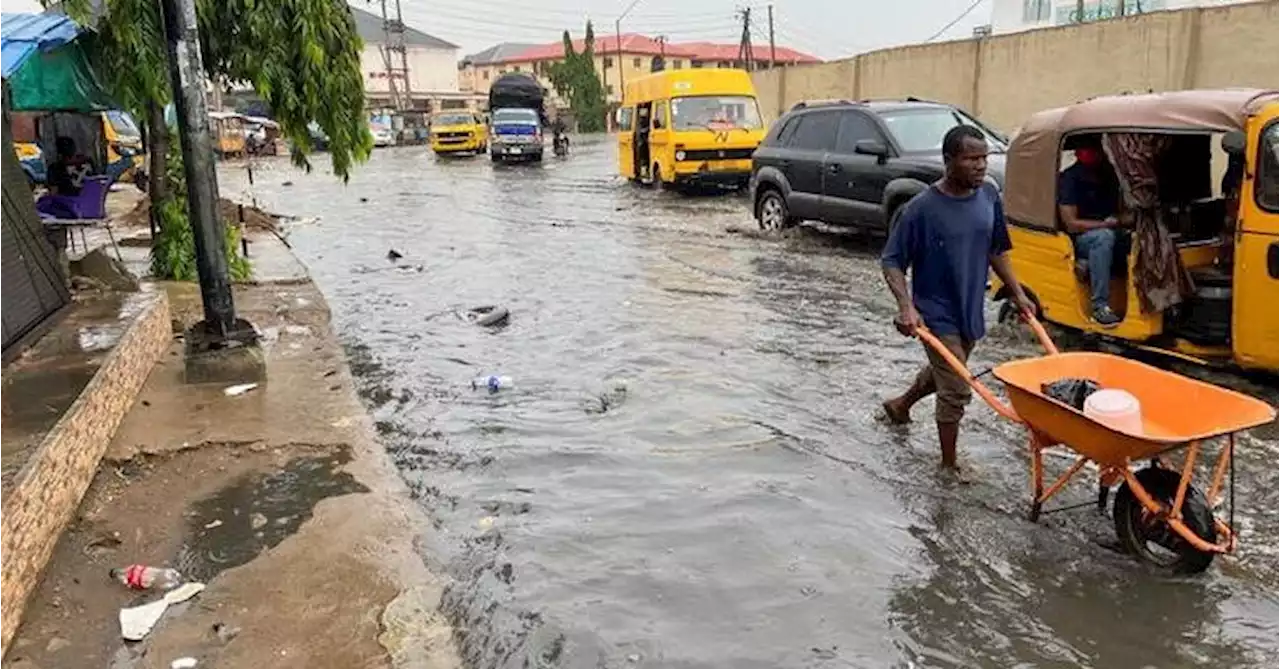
[
  {"x1": 1058, "y1": 163, "x2": 1119, "y2": 223},
  {"x1": 880, "y1": 183, "x2": 1012, "y2": 342}
]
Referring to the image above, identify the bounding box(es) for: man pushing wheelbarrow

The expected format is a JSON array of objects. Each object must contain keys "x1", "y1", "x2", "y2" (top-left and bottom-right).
[
  {"x1": 879, "y1": 125, "x2": 1035, "y2": 476},
  {"x1": 876, "y1": 128, "x2": 1275, "y2": 573}
]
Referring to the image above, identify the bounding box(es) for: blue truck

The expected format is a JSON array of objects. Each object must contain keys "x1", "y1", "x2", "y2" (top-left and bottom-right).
[{"x1": 487, "y1": 72, "x2": 545, "y2": 164}]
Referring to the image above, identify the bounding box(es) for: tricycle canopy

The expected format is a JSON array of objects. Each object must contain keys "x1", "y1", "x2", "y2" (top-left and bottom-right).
[{"x1": 1003, "y1": 88, "x2": 1278, "y2": 226}]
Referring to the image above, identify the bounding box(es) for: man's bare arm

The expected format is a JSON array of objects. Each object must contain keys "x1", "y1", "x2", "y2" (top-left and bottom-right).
[
  {"x1": 1059, "y1": 204, "x2": 1116, "y2": 235},
  {"x1": 989, "y1": 252, "x2": 1035, "y2": 315},
  {"x1": 883, "y1": 266, "x2": 912, "y2": 311}
]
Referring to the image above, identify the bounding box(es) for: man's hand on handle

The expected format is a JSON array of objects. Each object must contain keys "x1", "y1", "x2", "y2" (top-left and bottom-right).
[
  {"x1": 895, "y1": 304, "x2": 924, "y2": 337},
  {"x1": 1011, "y1": 290, "x2": 1037, "y2": 323}
]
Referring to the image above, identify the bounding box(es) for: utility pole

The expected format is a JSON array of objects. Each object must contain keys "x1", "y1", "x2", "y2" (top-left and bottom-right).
[
  {"x1": 616, "y1": 0, "x2": 643, "y2": 112},
  {"x1": 736, "y1": 7, "x2": 753, "y2": 71},
  {"x1": 615, "y1": 19, "x2": 624, "y2": 105},
  {"x1": 378, "y1": 0, "x2": 404, "y2": 110},
  {"x1": 393, "y1": 0, "x2": 412, "y2": 108},
  {"x1": 160, "y1": 0, "x2": 262, "y2": 381},
  {"x1": 655, "y1": 34, "x2": 667, "y2": 71},
  {"x1": 767, "y1": 5, "x2": 776, "y2": 68}
]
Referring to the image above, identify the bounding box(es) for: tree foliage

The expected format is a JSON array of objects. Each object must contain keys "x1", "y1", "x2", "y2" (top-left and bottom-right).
[
  {"x1": 57, "y1": 0, "x2": 371, "y2": 280},
  {"x1": 149, "y1": 131, "x2": 251, "y2": 282},
  {"x1": 545, "y1": 22, "x2": 607, "y2": 133},
  {"x1": 68, "y1": 0, "x2": 372, "y2": 178}
]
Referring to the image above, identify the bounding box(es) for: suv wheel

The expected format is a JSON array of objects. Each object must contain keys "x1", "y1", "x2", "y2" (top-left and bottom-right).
[{"x1": 756, "y1": 189, "x2": 794, "y2": 231}]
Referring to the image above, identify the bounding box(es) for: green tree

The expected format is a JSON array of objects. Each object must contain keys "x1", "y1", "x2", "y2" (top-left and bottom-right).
[
  {"x1": 59, "y1": 0, "x2": 372, "y2": 279},
  {"x1": 546, "y1": 21, "x2": 607, "y2": 133}
]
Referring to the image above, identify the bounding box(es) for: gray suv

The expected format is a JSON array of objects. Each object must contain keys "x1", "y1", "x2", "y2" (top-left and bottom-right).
[{"x1": 750, "y1": 99, "x2": 1007, "y2": 233}]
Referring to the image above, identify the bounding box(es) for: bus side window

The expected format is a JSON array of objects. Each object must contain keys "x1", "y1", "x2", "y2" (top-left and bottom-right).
[
  {"x1": 618, "y1": 107, "x2": 634, "y2": 132},
  {"x1": 653, "y1": 101, "x2": 668, "y2": 130}
]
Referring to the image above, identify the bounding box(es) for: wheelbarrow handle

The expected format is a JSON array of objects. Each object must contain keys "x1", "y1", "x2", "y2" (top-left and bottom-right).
[
  {"x1": 1023, "y1": 313, "x2": 1060, "y2": 356},
  {"x1": 914, "y1": 326, "x2": 1022, "y2": 423}
]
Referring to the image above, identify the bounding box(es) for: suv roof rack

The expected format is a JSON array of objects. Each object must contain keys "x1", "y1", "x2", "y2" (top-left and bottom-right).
[
  {"x1": 856, "y1": 96, "x2": 938, "y2": 104},
  {"x1": 789, "y1": 99, "x2": 859, "y2": 112}
]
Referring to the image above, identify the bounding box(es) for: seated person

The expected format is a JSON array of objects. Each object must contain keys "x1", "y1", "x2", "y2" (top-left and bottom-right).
[
  {"x1": 1058, "y1": 141, "x2": 1127, "y2": 327},
  {"x1": 36, "y1": 137, "x2": 93, "y2": 219},
  {"x1": 47, "y1": 136, "x2": 92, "y2": 196}
]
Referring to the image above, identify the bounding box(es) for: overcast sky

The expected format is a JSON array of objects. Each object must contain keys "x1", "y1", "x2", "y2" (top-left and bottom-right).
[{"x1": 5, "y1": 0, "x2": 995, "y2": 61}]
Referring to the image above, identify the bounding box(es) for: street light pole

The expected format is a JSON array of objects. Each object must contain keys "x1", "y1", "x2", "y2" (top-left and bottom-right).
[
  {"x1": 160, "y1": 0, "x2": 264, "y2": 383},
  {"x1": 159, "y1": 0, "x2": 236, "y2": 337}
]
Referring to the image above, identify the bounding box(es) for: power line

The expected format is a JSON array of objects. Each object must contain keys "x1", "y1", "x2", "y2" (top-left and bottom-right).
[{"x1": 924, "y1": 0, "x2": 985, "y2": 41}]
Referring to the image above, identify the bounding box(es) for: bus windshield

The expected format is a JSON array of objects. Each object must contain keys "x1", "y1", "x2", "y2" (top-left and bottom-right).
[
  {"x1": 433, "y1": 114, "x2": 473, "y2": 126},
  {"x1": 670, "y1": 96, "x2": 762, "y2": 131}
]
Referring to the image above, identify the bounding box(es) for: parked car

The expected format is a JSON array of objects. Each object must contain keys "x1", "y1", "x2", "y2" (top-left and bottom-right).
[
  {"x1": 750, "y1": 98, "x2": 1008, "y2": 233},
  {"x1": 371, "y1": 123, "x2": 396, "y2": 147}
]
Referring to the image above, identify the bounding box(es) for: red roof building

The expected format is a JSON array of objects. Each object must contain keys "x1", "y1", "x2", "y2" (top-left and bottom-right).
[{"x1": 459, "y1": 33, "x2": 820, "y2": 103}]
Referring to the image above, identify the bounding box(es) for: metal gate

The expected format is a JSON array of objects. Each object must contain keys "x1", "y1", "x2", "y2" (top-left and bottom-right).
[{"x1": 2, "y1": 111, "x2": 69, "y2": 354}]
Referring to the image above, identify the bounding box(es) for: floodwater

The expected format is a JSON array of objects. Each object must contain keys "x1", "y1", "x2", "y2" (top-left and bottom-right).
[{"x1": 219, "y1": 137, "x2": 1278, "y2": 669}]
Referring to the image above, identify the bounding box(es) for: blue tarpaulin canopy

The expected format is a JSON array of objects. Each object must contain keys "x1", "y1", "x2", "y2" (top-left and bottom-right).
[
  {"x1": 1, "y1": 13, "x2": 80, "y2": 79},
  {"x1": 1, "y1": 12, "x2": 114, "y2": 111}
]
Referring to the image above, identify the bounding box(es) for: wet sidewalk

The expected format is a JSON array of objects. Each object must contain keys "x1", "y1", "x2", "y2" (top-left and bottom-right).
[{"x1": 5, "y1": 239, "x2": 459, "y2": 668}]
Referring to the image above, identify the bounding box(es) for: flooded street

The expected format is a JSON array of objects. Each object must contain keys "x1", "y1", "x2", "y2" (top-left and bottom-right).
[{"x1": 219, "y1": 137, "x2": 1278, "y2": 669}]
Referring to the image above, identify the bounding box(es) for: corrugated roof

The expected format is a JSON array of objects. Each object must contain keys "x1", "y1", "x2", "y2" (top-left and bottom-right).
[
  {"x1": 498, "y1": 34, "x2": 697, "y2": 64},
  {"x1": 676, "y1": 41, "x2": 821, "y2": 64},
  {"x1": 349, "y1": 6, "x2": 457, "y2": 50},
  {"x1": 1, "y1": 12, "x2": 81, "y2": 78},
  {"x1": 462, "y1": 42, "x2": 541, "y2": 66}
]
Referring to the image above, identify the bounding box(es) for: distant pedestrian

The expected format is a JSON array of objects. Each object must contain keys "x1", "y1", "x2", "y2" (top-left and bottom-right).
[{"x1": 879, "y1": 125, "x2": 1035, "y2": 476}]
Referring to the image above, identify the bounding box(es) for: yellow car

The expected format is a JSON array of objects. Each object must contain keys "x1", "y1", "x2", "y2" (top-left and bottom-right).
[{"x1": 430, "y1": 112, "x2": 487, "y2": 156}]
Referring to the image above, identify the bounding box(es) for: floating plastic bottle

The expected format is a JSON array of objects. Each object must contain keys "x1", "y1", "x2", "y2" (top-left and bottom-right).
[
  {"x1": 110, "y1": 565, "x2": 183, "y2": 590},
  {"x1": 471, "y1": 375, "x2": 513, "y2": 394}
]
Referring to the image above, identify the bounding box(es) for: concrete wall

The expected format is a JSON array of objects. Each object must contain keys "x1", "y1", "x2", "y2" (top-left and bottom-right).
[{"x1": 753, "y1": 1, "x2": 1279, "y2": 131}]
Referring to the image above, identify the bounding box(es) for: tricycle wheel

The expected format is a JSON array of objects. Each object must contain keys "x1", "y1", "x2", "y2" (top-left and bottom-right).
[{"x1": 1112, "y1": 466, "x2": 1216, "y2": 574}]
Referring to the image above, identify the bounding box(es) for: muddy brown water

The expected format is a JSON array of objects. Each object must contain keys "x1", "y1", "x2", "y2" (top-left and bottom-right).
[{"x1": 219, "y1": 138, "x2": 1278, "y2": 669}]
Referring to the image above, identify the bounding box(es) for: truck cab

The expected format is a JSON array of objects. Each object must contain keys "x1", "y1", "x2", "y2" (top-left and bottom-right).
[{"x1": 489, "y1": 108, "x2": 543, "y2": 163}]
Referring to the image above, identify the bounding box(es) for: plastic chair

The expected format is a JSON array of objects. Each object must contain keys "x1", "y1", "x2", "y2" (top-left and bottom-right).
[{"x1": 38, "y1": 176, "x2": 123, "y2": 261}]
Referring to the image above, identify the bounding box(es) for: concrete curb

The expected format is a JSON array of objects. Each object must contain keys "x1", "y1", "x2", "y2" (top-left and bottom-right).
[{"x1": 0, "y1": 289, "x2": 172, "y2": 656}]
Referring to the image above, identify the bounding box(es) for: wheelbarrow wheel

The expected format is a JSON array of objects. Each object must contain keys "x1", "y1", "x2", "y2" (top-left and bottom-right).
[{"x1": 1112, "y1": 466, "x2": 1216, "y2": 574}]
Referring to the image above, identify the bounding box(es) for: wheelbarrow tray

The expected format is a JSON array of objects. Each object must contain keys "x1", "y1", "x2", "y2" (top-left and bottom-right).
[{"x1": 993, "y1": 352, "x2": 1275, "y2": 467}]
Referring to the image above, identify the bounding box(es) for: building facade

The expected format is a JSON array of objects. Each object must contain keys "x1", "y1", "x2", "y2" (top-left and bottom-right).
[
  {"x1": 988, "y1": 0, "x2": 1249, "y2": 34},
  {"x1": 460, "y1": 35, "x2": 820, "y2": 106},
  {"x1": 350, "y1": 6, "x2": 481, "y2": 111}
]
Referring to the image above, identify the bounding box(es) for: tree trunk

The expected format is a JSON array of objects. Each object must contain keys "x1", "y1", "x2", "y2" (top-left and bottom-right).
[
  {"x1": 146, "y1": 100, "x2": 168, "y2": 240},
  {"x1": 147, "y1": 100, "x2": 168, "y2": 201}
]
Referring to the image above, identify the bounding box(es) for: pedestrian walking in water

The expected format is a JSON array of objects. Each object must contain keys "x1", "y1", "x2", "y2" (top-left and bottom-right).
[{"x1": 879, "y1": 125, "x2": 1035, "y2": 476}]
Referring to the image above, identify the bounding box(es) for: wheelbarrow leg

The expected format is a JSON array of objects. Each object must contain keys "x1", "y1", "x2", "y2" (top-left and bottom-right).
[{"x1": 1028, "y1": 433, "x2": 1044, "y2": 522}]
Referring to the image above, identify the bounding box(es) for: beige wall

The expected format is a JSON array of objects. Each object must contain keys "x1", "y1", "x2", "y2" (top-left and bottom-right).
[
  {"x1": 753, "y1": 1, "x2": 1279, "y2": 131},
  {"x1": 362, "y1": 45, "x2": 459, "y2": 97}
]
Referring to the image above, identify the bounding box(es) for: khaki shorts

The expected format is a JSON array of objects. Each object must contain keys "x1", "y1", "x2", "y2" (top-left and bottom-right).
[{"x1": 912, "y1": 334, "x2": 975, "y2": 424}]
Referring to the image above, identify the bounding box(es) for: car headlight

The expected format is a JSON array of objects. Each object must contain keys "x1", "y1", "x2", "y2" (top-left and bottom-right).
[{"x1": 675, "y1": 150, "x2": 686, "y2": 161}]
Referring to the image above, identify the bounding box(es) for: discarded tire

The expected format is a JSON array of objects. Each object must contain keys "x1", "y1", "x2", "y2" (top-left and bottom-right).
[{"x1": 467, "y1": 305, "x2": 509, "y2": 327}]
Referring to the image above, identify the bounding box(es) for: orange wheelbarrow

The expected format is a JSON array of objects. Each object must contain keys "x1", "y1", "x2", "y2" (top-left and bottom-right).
[{"x1": 918, "y1": 317, "x2": 1276, "y2": 574}]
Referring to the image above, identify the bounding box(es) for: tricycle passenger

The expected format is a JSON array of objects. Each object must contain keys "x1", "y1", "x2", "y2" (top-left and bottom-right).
[{"x1": 1057, "y1": 138, "x2": 1129, "y2": 327}]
